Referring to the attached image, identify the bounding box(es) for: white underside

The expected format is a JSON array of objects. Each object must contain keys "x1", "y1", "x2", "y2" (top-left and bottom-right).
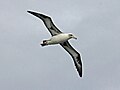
[{"x1": 46, "y1": 33, "x2": 71, "y2": 45}]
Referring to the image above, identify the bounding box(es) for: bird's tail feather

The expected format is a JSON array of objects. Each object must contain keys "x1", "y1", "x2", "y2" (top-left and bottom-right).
[
  {"x1": 40, "y1": 40, "x2": 48, "y2": 47},
  {"x1": 41, "y1": 43, "x2": 47, "y2": 46}
]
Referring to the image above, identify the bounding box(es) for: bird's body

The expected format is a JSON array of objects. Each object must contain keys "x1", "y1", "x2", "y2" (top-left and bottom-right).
[
  {"x1": 27, "y1": 10, "x2": 83, "y2": 77},
  {"x1": 41, "y1": 33, "x2": 76, "y2": 45}
]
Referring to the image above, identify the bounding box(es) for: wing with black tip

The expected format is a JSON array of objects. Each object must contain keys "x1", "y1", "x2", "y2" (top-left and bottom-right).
[
  {"x1": 60, "y1": 41, "x2": 82, "y2": 77},
  {"x1": 27, "y1": 10, "x2": 62, "y2": 36}
]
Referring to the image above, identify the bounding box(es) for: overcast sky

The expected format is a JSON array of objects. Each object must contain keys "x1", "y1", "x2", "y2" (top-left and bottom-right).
[{"x1": 0, "y1": 0, "x2": 120, "y2": 90}]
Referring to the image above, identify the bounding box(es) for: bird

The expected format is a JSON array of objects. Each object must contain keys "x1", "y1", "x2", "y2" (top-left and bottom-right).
[{"x1": 27, "y1": 10, "x2": 83, "y2": 77}]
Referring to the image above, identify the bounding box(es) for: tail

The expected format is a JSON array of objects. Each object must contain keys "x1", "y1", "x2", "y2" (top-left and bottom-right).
[
  {"x1": 40, "y1": 40, "x2": 48, "y2": 47},
  {"x1": 41, "y1": 43, "x2": 47, "y2": 46}
]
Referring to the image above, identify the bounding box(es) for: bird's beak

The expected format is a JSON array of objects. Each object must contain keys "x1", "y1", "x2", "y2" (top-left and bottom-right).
[{"x1": 73, "y1": 36, "x2": 77, "y2": 40}]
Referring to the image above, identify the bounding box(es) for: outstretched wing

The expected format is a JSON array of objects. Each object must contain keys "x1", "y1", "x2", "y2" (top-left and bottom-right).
[
  {"x1": 60, "y1": 41, "x2": 82, "y2": 77},
  {"x1": 27, "y1": 10, "x2": 62, "y2": 36}
]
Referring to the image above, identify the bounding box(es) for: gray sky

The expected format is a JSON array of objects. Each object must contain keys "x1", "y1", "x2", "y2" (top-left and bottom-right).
[{"x1": 0, "y1": 0, "x2": 120, "y2": 90}]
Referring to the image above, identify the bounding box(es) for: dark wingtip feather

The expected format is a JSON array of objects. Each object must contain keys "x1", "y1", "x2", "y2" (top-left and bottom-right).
[
  {"x1": 27, "y1": 10, "x2": 37, "y2": 15},
  {"x1": 27, "y1": 10, "x2": 32, "y2": 14},
  {"x1": 76, "y1": 64, "x2": 82, "y2": 77},
  {"x1": 27, "y1": 10, "x2": 30, "y2": 13},
  {"x1": 27, "y1": 10, "x2": 49, "y2": 20},
  {"x1": 79, "y1": 67, "x2": 82, "y2": 77}
]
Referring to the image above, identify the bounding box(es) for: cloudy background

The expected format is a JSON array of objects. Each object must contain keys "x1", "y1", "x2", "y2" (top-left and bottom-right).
[{"x1": 0, "y1": 0, "x2": 120, "y2": 90}]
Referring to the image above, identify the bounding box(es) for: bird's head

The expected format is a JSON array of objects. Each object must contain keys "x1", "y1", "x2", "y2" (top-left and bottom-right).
[{"x1": 68, "y1": 33, "x2": 77, "y2": 40}]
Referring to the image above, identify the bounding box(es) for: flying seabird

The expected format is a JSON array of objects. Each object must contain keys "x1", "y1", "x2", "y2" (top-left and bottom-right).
[{"x1": 27, "y1": 10, "x2": 83, "y2": 77}]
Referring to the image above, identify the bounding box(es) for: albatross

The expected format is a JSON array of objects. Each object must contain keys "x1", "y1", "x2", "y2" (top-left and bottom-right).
[{"x1": 27, "y1": 10, "x2": 83, "y2": 77}]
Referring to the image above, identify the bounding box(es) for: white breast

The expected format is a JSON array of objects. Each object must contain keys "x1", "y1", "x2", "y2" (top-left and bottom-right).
[{"x1": 49, "y1": 33, "x2": 70, "y2": 44}]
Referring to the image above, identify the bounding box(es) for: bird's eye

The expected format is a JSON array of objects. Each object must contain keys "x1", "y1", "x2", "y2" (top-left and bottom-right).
[{"x1": 69, "y1": 34, "x2": 73, "y2": 36}]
